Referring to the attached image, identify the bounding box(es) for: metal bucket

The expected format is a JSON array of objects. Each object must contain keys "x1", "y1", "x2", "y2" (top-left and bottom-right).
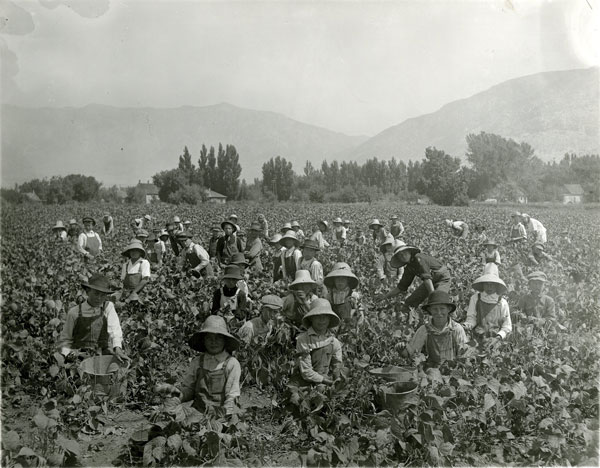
[
  {"x1": 79, "y1": 355, "x2": 128, "y2": 399},
  {"x1": 381, "y1": 381, "x2": 419, "y2": 412},
  {"x1": 369, "y1": 365, "x2": 417, "y2": 382}
]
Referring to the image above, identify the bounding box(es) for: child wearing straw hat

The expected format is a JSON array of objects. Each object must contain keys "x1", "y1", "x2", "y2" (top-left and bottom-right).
[
  {"x1": 527, "y1": 243, "x2": 554, "y2": 266},
  {"x1": 402, "y1": 290, "x2": 467, "y2": 367},
  {"x1": 278, "y1": 231, "x2": 302, "y2": 283},
  {"x1": 211, "y1": 265, "x2": 248, "y2": 320},
  {"x1": 376, "y1": 234, "x2": 405, "y2": 286},
  {"x1": 300, "y1": 239, "x2": 325, "y2": 289},
  {"x1": 292, "y1": 298, "x2": 343, "y2": 386},
  {"x1": 173, "y1": 216, "x2": 184, "y2": 233},
  {"x1": 324, "y1": 265, "x2": 363, "y2": 323},
  {"x1": 481, "y1": 239, "x2": 501, "y2": 269},
  {"x1": 67, "y1": 219, "x2": 81, "y2": 242},
  {"x1": 291, "y1": 221, "x2": 305, "y2": 244},
  {"x1": 77, "y1": 216, "x2": 103, "y2": 258},
  {"x1": 155, "y1": 230, "x2": 170, "y2": 267},
  {"x1": 517, "y1": 271, "x2": 555, "y2": 318},
  {"x1": 463, "y1": 271, "x2": 512, "y2": 342},
  {"x1": 238, "y1": 295, "x2": 284, "y2": 344},
  {"x1": 120, "y1": 239, "x2": 151, "y2": 302},
  {"x1": 332, "y1": 218, "x2": 347, "y2": 246},
  {"x1": 310, "y1": 220, "x2": 330, "y2": 250},
  {"x1": 369, "y1": 219, "x2": 388, "y2": 245},
  {"x1": 216, "y1": 220, "x2": 244, "y2": 267},
  {"x1": 389, "y1": 215, "x2": 404, "y2": 239},
  {"x1": 58, "y1": 273, "x2": 129, "y2": 363},
  {"x1": 156, "y1": 315, "x2": 241, "y2": 415},
  {"x1": 268, "y1": 233, "x2": 284, "y2": 282},
  {"x1": 280, "y1": 222, "x2": 293, "y2": 235},
  {"x1": 508, "y1": 212, "x2": 527, "y2": 243},
  {"x1": 178, "y1": 232, "x2": 213, "y2": 278},
  {"x1": 282, "y1": 270, "x2": 319, "y2": 327},
  {"x1": 355, "y1": 227, "x2": 366, "y2": 245},
  {"x1": 52, "y1": 221, "x2": 68, "y2": 241},
  {"x1": 244, "y1": 222, "x2": 264, "y2": 273}
]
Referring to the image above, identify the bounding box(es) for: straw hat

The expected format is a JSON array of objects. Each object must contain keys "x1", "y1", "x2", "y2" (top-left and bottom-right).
[
  {"x1": 136, "y1": 229, "x2": 149, "y2": 238},
  {"x1": 211, "y1": 224, "x2": 222, "y2": 232},
  {"x1": 122, "y1": 239, "x2": 146, "y2": 257},
  {"x1": 331, "y1": 262, "x2": 351, "y2": 271},
  {"x1": 379, "y1": 234, "x2": 396, "y2": 253},
  {"x1": 301, "y1": 239, "x2": 320, "y2": 251},
  {"x1": 175, "y1": 231, "x2": 191, "y2": 240},
  {"x1": 445, "y1": 219, "x2": 453, "y2": 227},
  {"x1": 324, "y1": 267, "x2": 359, "y2": 289},
  {"x1": 333, "y1": 217, "x2": 343, "y2": 224},
  {"x1": 289, "y1": 270, "x2": 317, "y2": 290},
  {"x1": 511, "y1": 211, "x2": 522, "y2": 218},
  {"x1": 222, "y1": 265, "x2": 243, "y2": 281},
  {"x1": 391, "y1": 215, "x2": 399, "y2": 220},
  {"x1": 249, "y1": 222, "x2": 262, "y2": 232},
  {"x1": 82, "y1": 216, "x2": 96, "y2": 225},
  {"x1": 158, "y1": 229, "x2": 170, "y2": 240},
  {"x1": 317, "y1": 220, "x2": 329, "y2": 231},
  {"x1": 69, "y1": 219, "x2": 78, "y2": 225},
  {"x1": 221, "y1": 220, "x2": 238, "y2": 233},
  {"x1": 343, "y1": 219, "x2": 351, "y2": 225},
  {"x1": 369, "y1": 219, "x2": 383, "y2": 229},
  {"x1": 229, "y1": 214, "x2": 239, "y2": 221},
  {"x1": 291, "y1": 220, "x2": 301, "y2": 228},
  {"x1": 173, "y1": 216, "x2": 181, "y2": 223},
  {"x1": 81, "y1": 273, "x2": 115, "y2": 294},
  {"x1": 261, "y1": 295, "x2": 284, "y2": 310},
  {"x1": 521, "y1": 213, "x2": 531, "y2": 220},
  {"x1": 472, "y1": 274, "x2": 508, "y2": 295},
  {"x1": 279, "y1": 231, "x2": 300, "y2": 247},
  {"x1": 280, "y1": 222, "x2": 293, "y2": 233},
  {"x1": 188, "y1": 316, "x2": 239, "y2": 353},
  {"x1": 527, "y1": 271, "x2": 547, "y2": 282},
  {"x1": 268, "y1": 233, "x2": 282, "y2": 246},
  {"x1": 390, "y1": 245, "x2": 421, "y2": 268},
  {"x1": 483, "y1": 239, "x2": 498, "y2": 247},
  {"x1": 421, "y1": 290, "x2": 456, "y2": 313},
  {"x1": 230, "y1": 253, "x2": 249, "y2": 268},
  {"x1": 302, "y1": 298, "x2": 340, "y2": 329},
  {"x1": 144, "y1": 214, "x2": 152, "y2": 221},
  {"x1": 52, "y1": 221, "x2": 66, "y2": 231},
  {"x1": 183, "y1": 220, "x2": 191, "y2": 226}
]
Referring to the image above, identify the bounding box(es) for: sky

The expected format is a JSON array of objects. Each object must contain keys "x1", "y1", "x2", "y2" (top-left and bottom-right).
[{"x1": 1, "y1": 0, "x2": 598, "y2": 136}]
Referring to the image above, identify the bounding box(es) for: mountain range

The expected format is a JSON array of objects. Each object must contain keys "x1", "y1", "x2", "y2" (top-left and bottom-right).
[{"x1": 1, "y1": 67, "x2": 598, "y2": 188}]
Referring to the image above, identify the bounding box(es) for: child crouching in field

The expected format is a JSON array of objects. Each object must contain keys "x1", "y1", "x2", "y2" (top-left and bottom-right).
[
  {"x1": 323, "y1": 265, "x2": 363, "y2": 323},
  {"x1": 211, "y1": 265, "x2": 248, "y2": 321},
  {"x1": 402, "y1": 291, "x2": 467, "y2": 368},
  {"x1": 156, "y1": 316, "x2": 241, "y2": 415}
]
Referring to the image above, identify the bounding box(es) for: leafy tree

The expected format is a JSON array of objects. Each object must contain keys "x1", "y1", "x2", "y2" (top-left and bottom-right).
[
  {"x1": 416, "y1": 147, "x2": 464, "y2": 206},
  {"x1": 152, "y1": 168, "x2": 187, "y2": 202},
  {"x1": 178, "y1": 146, "x2": 197, "y2": 185},
  {"x1": 262, "y1": 156, "x2": 295, "y2": 201},
  {"x1": 168, "y1": 184, "x2": 207, "y2": 205},
  {"x1": 63, "y1": 174, "x2": 101, "y2": 202},
  {"x1": 217, "y1": 144, "x2": 242, "y2": 199}
]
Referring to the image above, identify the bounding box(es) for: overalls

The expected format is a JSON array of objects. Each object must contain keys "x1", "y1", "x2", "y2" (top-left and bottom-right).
[
  {"x1": 282, "y1": 250, "x2": 298, "y2": 282},
  {"x1": 192, "y1": 354, "x2": 232, "y2": 411},
  {"x1": 510, "y1": 225, "x2": 524, "y2": 241},
  {"x1": 219, "y1": 287, "x2": 240, "y2": 311},
  {"x1": 84, "y1": 233, "x2": 101, "y2": 256},
  {"x1": 329, "y1": 290, "x2": 352, "y2": 321},
  {"x1": 292, "y1": 339, "x2": 335, "y2": 387},
  {"x1": 334, "y1": 228, "x2": 345, "y2": 243},
  {"x1": 222, "y1": 237, "x2": 241, "y2": 264},
  {"x1": 475, "y1": 293, "x2": 504, "y2": 335},
  {"x1": 390, "y1": 224, "x2": 402, "y2": 239},
  {"x1": 424, "y1": 323, "x2": 458, "y2": 367},
  {"x1": 123, "y1": 260, "x2": 144, "y2": 292},
  {"x1": 72, "y1": 302, "x2": 109, "y2": 351}
]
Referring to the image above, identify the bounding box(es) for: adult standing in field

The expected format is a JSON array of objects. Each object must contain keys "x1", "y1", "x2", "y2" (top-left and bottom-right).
[
  {"x1": 52, "y1": 221, "x2": 68, "y2": 241},
  {"x1": 216, "y1": 220, "x2": 244, "y2": 267},
  {"x1": 244, "y1": 222, "x2": 264, "y2": 273},
  {"x1": 508, "y1": 212, "x2": 527, "y2": 243},
  {"x1": 257, "y1": 213, "x2": 269, "y2": 239},
  {"x1": 445, "y1": 219, "x2": 469, "y2": 240},
  {"x1": 101, "y1": 213, "x2": 114, "y2": 237},
  {"x1": 375, "y1": 245, "x2": 452, "y2": 317},
  {"x1": 369, "y1": 219, "x2": 388, "y2": 246},
  {"x1": 310, "y1": 220, "x2": 330, "y2": 250},
  {"x1": 67, "y1": 219, "x2": 80, "y2": 243},
  {"x1": 389, "y1": 215, "x2": 404, "y2": 239},
  {"x1": 521, "y1": 213, "x2": 547, "y2": 244},
  {"x1": 77, "y1": 216, "x2": 103, "y2": 259}
]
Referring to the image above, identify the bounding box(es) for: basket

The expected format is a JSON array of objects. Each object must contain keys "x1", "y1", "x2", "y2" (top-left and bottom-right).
[
  {"x1": 381, "y1": 381, "x2": 419, "y2": 412},
  {"x1": 369, "y1": 365, "x2": 417, "y2": 382},
  {"x1": 79, "y1": 355, "x2": 129, "y2": 399}
]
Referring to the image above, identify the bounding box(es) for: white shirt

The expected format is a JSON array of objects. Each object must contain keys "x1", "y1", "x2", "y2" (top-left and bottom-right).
[
  {"x1": 121, "y1": 258, "x2": 151, "y2": 280},
  {"x1": 527, "y1": 218, "x2": 546, "y2": 234},
  {"x1": 77, "y1": 231, "x2": 103, "y2": 255}
]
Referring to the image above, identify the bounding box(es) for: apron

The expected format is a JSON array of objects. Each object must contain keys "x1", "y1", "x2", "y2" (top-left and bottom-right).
[
  {"x1": 335, "y1": 229, "x2": 344, "y2": 241},
  {"x1": 282, "y1": 251, "x2": 298, "y2": 281},
  {"x1": 84, "y1": 234, "x2": 101, "y2": 256},
  {"x1": 475, "y1": 294, "x2": 503, "y2": 333},
  {"x1": 72, "y1": 303, "x2": 109, "y2": 351},
  {"x1": 390, "y1": 224, "x2": 402, "y2": 238},
  {"x1": 219, "y1": 287, "x2": 240, "y2": 311},
  {"x1": 425, "y1": 324, "x2": 456, "y2": 367},
  {"x1": 330, "y1": 289, "x2": 352, "y2": 321},
  {"x1": 192, "y1": 354, "x2": 230, "y2": 411},
  {"x1": 291, "y1": 341, "x2": 334, "y2": 387}
]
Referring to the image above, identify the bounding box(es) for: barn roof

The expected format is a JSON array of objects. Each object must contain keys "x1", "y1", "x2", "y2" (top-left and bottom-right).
[
  {"x1": 205, "y1": 189, "x2": 227, "y2": 199},
  {"x1": 563, "y1": 184, "x2": 584, "y2": 196}
]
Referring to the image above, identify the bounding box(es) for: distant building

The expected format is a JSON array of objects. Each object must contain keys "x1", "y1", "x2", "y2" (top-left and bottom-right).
[
  {"x1": 137, "y1": 181, "x2": 160, "y2": 204},
  {"x1": 562, "y1": 184, "x2": 584, "y2": 204},
  {"x1": 205, "y1": 188, "x2": 227, "y2": 204},
  {"x1": 23, "y1": 191, "x2": 42, "y2": 203}
]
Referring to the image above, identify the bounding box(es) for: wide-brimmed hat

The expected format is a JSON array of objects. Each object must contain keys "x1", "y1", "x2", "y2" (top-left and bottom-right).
[
  {"x1": 289, "y1": 270, "x2": 317, "y2": 290},
  {"x1": 222, "y1": 265, "x2": 243, "y2": 281},
  {"x1": 230, "y1": 253, "x2": 249, "y2": 268},
  {"x1": 511, "y1": 211, "x2": 522, "y2": 218},
  {"x1": 317, "y1": 220, "x2": 329, "y2": 231},
  {"x1": 379, "y1": 234, "x2": 396, "y2": 253},
  {"x1": 229, "y1": 214, "x2": 238, "y2": 221},
  {"x1": 483, "y1": 239, "x2": 498, "y2": 247},
  {"x1": 173, "y1": 216, "x2": 181, "y2": 223},
  {"x1": 291, "y1": 220, "x2": 301, "y2": 228},
  {"x1": 158, "y1": 229, "x2": 170, "y2": 240},
  {"x1": 183, "y1": 220, "x2": 191, "y2": 225},
  {"x1": 261, "y1": 295, "x2": 284, "y2": 310},
  {"x1": 69, "y1": 219, "x2": 78, "y2": 225},
  {"x1": 445, "y1": 219, "x2": 453, "y2": 227},
  {"x1": 333, "y1": 217, "x2": 343, "y2": 224},
  {"x1": 302, "y1": 298, "x2": 341, "y2": 329},
  {"x1": 249, "y1": 222, "x2": 262, "y2": 232},
  {"x1": 82, "y1": 216, "x2": 96, "y2": 225},
  {"x1": 81, "y1": 273, "x2": 115, "y2": 294},
  {"x1": 343, "y1": 219, "x2": 350, "y2": 225},
  {"x1": 331, "y1": 262, "x2": 351, "y2": 271},
  {"x1": 421, "y1": 290, "x2": 456, "y2": 313},
  {"x1": 391, "y1": 215, "x2": 399, "y2": 220},
  {"x1": 122, "y1": 239, "x2": 146, "y2": 257},
  {"x1": 188, "y1": 316, "x2": 239, "y2": 353},
  {"x1": 390, "y1": 245, "x2": 421, "y2": 268},
  {"x1": 280, "y1": 222, "x2": 293, "y2": 233},
  {"x1": 211, "y1": 224, "x2": 222, "y2": 232},
  {"x1": 527, "y1": 271, "x2": 547, "y2": 282},
  {"x1": 324, "y1": 267, "x2": 359, "y2": 289},
  {"x1": 279, "y1": 231, "x2": 300, "y2": 246},
  {"x1": 144, "y1": 214, "x2": 152, "y2": 221},
  {"x1": 521, "y1": 213, "x2": 531, "y2": 220},
  {"x1": 532, "y1": 242, "x2": 545, "y2": 251},
  {"x1": 136, "y1": 229, "x2": 149, "y2": 238},
  {"x1": 221, "y1": 220, "x2": 238, "y2": 233},
  {"x1": 302, "y1": 239, "x2": 320, "y2": 251},
  {"x1": 52, "y1": 221, "x2": 66, "y2": 231},
  {"x1": 369, "y1": 219, "x2": 383, "y2": 229},
  {"x1": 175, "y1": 231, "x2": 192, "y2": 240},
  {"x1": 472, "y1": 274, "x2": 508, "y2": 295},
  {"x1": 268, "y1": 233, "x2": 282, "y2": 246}
]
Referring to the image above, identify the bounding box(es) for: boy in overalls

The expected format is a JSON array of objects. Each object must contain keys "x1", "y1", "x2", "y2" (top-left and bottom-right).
[
  {"x1": 292, "y1": 299, "x2": 343, "y2": 387},
  {"x1": 120, "y1": 239, "x2": 151, "y2": 303},
  {"x1": 77, "y1": 216, "x2": 103, "y2": 259},
  {"x1": 369, "y1": 219, "x2": 388, "y2": 246},
  {"x1": 278, "y1": 231, "x2": 302, "y2": 283},
  {"x1": 332, "y1": 218, "x2": 347, "y2": 246},
  {"x1": 157, "y1": 316, "x2": 241, "y2": 415},
  {"x1": 58, "y1": 274, "x2": 129, "y2": 363},
  {"x1": 52, "y1": 221, "x2": 67, "y2": 241},
  {"x1": 389, "y1": 215, "x2": 404, "y2": 239}
]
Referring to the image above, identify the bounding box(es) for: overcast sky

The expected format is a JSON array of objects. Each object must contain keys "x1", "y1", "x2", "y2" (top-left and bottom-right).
[{"x1": 1, "y1": 0, "x2": 598, "y2": 136}]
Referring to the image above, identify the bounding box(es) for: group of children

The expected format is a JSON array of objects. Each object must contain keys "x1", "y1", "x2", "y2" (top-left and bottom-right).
[{"x1": 56, "y1": 210, "x2": 556, "y2": 415}]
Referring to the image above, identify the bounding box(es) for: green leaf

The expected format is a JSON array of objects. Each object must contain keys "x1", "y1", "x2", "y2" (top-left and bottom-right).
[
  {"x1": 167, "y1": 434, "x2": 182, "y2": 451},
  {"x1": 439, "y1": 442, "x2": 454, "y2": 456},
  {"x1": 483, "y1": 393, "x2": 496, "y2": 412},
  {"x1": 509, "y1": 381, "x2": 527, "y2": 400},
  {"x1": 2, "y1": 430, "x2": 21, "y2": 451},
  {"x1": 53, "y1": 352, "x2": 65, "y2": 367},
  {"x1": 57, "y1": 436, "x2": 80, "y2": 456},
  {"x1": 18, "y1": 447, "x2": 37, "y2": 457},
  {"x1": 143, "y1": 436, "x2": 166, "y2": 466},
  {"x1": 33, "y1": 412, "x2": 49, "y2": 429}
]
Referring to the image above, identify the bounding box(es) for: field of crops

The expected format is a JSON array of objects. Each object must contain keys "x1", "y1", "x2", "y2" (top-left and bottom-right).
[{"x1": 1, "y1": 202, "x2": 599, "y2": 467}]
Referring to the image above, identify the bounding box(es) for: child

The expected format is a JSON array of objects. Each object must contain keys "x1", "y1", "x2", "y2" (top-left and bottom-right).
[
  {"x1": 155, "y1": 230, "x2": 170, "y2": 267},
  {"x1": 508, "y1": 212, "x2": 527, "y2": 243},
  {"x1": 389, "y1": 215, "x2": 404, "y2": 239},
  {"x1": 58, "y1": 274, "x2": 128, "y2": 362},
  {"x1": 293, "y1": 298, "x2": 343, "y2": 386},
  {"x1": 216, "y1": 220, "x2": 244, "y2": 267},
  {"x1": 211, "y1": 265, "x2": 248, "y2": 320},
  {"x1": 282, "y1": 270, "x2": 319, "y2": 327},
  {"x1": 355, "y1": 227, "x2": 366, "y2": 245},
  {"x1": 528, "y1": 243, "x2": 553, "y2": 266},
  {"x1": 173, "y1": 216, "x2": 184, "y2": 233},
  {"x1": 179, "y1": 232, "x2": 213, "y2": 278},
  {"x1": 183, "y1": 220, "x2": 192, "y2": 232},
  {"x1": 376, "y1": 245, "x2": 452, "y2": 313},
  {"x1": 102, "y1": 213, "x2": 114, "y2": 237},
  {"x1": 481, "y1": 239, "x2": 501, "y2": 270},
  {"x1": 280, "y1": 222, "x2": 293, "y2": 235},
  {"x1": 376, "y1": 235, "x2": 404, "y2": 286},
  {"x1": 230, "y1": 253, "x2": 251, "y2": 295},
  {"x1": 244, "y1": 222, "x2": 264, "y2": 273},
  {"x1": 228, "y1": 214, "x2": 241, "y2": 233},
  {"x1": 332, "y1": 218, "x2": 347, "y2": 246},
  {"x1": 207, "y1": 225, "x2": 222, "y2": 260},
  {"x1": 517, "y1": 271, "x2": 555, "y2": 318},
  {"x1": 291, "y1": 221, "x2": 305, "y2": 244},
  {"x1": 238, "y1": 295, "x2": 284, "y2": 344},
  {"x1": 278, "y1": 231, "x2": 302, "y2": 283},
  {"x1": 52, "y1": 221, "x2": 67, "y2": 241},
  {"x1": 369, "y1": 219, "x2": 388, "y2": 245},
  {"x1": 120, "y1": 239, "x2": 151, "y2": 302},
  {"x1": 445, "y1": 219, "x2": 469, "y2": 240},
  {"x1": 310, "y1": 220, "x2": 330, "y2": 249},
  {"x1": 268, "y1": 233, "x2": 284, "y2": 282},
  {"x1": 463, "y1": 271, "x2": 512, "y2": 342},
  {"x1": 157, "y1": 316, "x2": 241, "y2": 414},
  {"x1": 402, "y1": 291, "x2": 467, "y2": 367},
  {"x1": 77, "y1": 216, "x2": 103, "y2": 259},
  {"x1": 300, "y1": 239, "x2": 325, "y2": 288},
  {"x1": 324, "y1": 266, "x2": 363, "y2": 322},
  {"x1": 257, "y1": 213, "x2": 269, "y2": 239},
  {"x1": 67, "y1": 219, "x2": 80, "y2": 242}
]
